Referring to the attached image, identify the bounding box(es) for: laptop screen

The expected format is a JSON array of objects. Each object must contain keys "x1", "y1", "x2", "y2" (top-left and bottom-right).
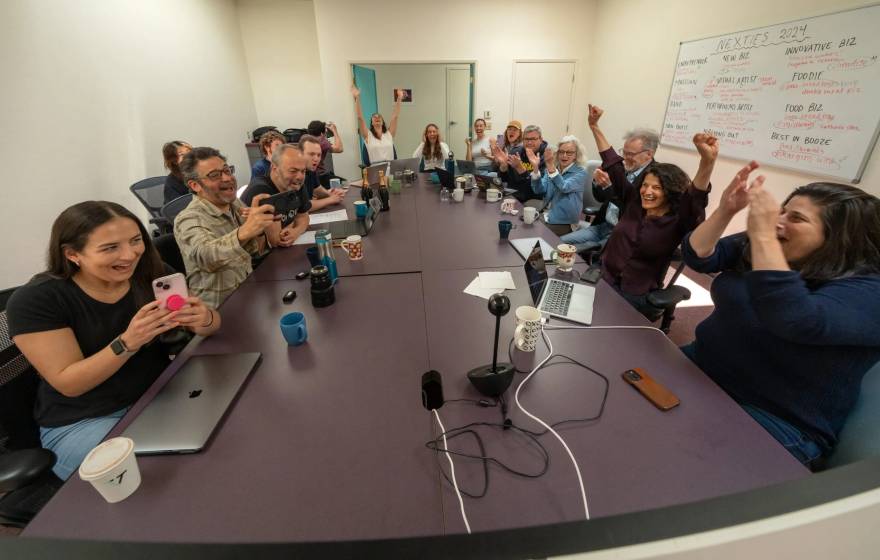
[{"x1": 523, "y1": 241, "x2": 548, "y2": 305}]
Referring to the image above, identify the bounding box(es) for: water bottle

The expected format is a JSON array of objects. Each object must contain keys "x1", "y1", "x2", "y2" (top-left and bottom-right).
[
  {"x1": 445, "y1": 151, "x2": 455, "y2": 175},
  {"x1": 314, "y1": 229, "x2": 338, "y2": 284},
  {"x1": 440, "y1": 186, "x2": 451, "y2": 203}
]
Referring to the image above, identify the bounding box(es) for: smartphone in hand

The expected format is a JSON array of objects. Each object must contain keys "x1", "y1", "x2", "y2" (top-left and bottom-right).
[{"x1": 152, "y1": 273, "x2": 189, "y2": 311}]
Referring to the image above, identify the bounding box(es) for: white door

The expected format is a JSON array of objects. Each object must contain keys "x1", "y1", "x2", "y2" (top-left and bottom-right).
[
  {"x1": 511, "y1": 61, "x2": 575, "y2": 146},
  {"x1": 446, "y1": 66, "x2": 470, "y2": 160}
]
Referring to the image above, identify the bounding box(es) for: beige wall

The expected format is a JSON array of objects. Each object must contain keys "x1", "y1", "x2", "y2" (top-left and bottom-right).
[
  {"x1": 312, "y1": 0, "x2": 598, "y2": 180},
  {"x1": 237, "y1": 0, "x2": 327, "y2": 128},
  {"x1": 587, "y1": 0, "x2": 880, "y2": 233},
  {"x1": 0, "y1": 0, "x2": 258, "y2": 288}
]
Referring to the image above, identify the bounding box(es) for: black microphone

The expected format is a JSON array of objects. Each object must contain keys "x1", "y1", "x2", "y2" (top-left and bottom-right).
[
  {"x1": 421, "y1": 370, "x2": 444, "y2": 411},
  {"x1": 467, "y1": 294, "x2": 515, "y2": 398}
]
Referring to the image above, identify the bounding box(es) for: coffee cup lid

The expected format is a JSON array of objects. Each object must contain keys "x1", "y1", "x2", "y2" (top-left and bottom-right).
[{"x1": 78, "y1": 437, "x2": 134, "y2": 481}]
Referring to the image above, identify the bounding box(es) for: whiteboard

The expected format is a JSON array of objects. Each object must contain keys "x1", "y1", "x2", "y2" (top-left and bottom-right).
[{"x1": 660, "y1": 5, "x2": 880, "y2": 183}]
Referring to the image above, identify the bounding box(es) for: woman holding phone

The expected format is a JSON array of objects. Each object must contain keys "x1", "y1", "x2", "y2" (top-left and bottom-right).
[{"x1": 7, "y1": 201, "x2": 221, "y2": 480}]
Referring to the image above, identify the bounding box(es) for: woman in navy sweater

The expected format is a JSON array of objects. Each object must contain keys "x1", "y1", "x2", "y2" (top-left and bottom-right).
[{"x1": 682, "y1": 162, "x2": 880, "y2": 467}]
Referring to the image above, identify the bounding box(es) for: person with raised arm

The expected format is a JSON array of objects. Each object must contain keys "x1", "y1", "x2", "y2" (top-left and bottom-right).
[
  {"x1": 586, "y1": 103, "x2": 717, "y2": 318},
  {"x1": 681, "y1": 163, "x2": 880, "y2": 466},
  {"x1": 352, "y1": 85, "x2": 403, "y2": 164}
]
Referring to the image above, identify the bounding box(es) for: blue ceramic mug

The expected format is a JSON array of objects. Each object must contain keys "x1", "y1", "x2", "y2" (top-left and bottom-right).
[{"x1": 280, "y1": 312, "x2": 308, "y2": 346}]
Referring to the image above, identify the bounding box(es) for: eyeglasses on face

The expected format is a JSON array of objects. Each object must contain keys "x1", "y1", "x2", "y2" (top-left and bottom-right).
[
  {"x1": 201, "y1": 165, "x2": 236, "y2": 181},
  {"x1": 621, "y1": 149, "x2": 648, "y2": 158},
  {"x1": 557, "y1": 150, "x2": 576, "y2": 156}
]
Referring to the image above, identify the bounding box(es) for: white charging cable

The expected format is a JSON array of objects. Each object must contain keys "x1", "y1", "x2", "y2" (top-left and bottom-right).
[
  {"x1": 432, "y1": 408, "x2": 472, "y2": 534},
  {"x1": 513, "y1": 323, "x2": 591, "y2": 520}
]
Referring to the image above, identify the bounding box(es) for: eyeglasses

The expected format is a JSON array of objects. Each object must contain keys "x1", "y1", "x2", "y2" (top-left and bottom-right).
[
  {"x1": 201, "y1": 165, "x2": 236, "y2": 181},
  {"x1": 557, "y1": 150, "x2": 576, "y2": 156},
  {"x1": 621, "y1": 149, "x2": 648, "y2": 158},
  {"x1": 523, "y1": 136, "x2": 541, "y2": 142}
]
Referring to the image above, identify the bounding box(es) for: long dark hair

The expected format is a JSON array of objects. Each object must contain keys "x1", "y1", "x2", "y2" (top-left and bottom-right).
[
  {"x1": 780, "y1": 183, "x2": 880, "y2": 281},
  {"x1": 45, "y1": 201, "x2": 165, "y2": 306},
  {"x1": 370, "y1": 113, "x2": 387, "y2": 140},
  {"x1": 162, "y1": 141, "x2": 190, "y2": 179},
  {"x1": 641, "y1": 162, "x2": 691, "y2": 215},
  {"x1": 421, "y1": 123, "x2": 442, "y2": 161}
]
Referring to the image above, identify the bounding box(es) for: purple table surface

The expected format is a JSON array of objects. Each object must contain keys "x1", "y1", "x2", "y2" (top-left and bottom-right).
[
  {"x1": 413, "y1": 181, "x2": 569, "y2": 271},
  {"x1": 250, "y1": 186, "x2": 422, "y2": 281},
  {"x1": 24, "y1": 274, "x2": 443, "y2": 543},
  {"x1": 420, "y1": 267, "x2": 809, "y2": 534}
]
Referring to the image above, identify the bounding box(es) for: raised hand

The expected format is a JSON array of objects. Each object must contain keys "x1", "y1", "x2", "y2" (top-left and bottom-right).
[
  {"x1": 746, "y1": 176, "x2": 778, "y2": 242},
  {"x1": 327, "y1": 122, "x2": 339, "y2": 135},
  {"x1": 395, "y1": 88, "x2": 405, "y2": 102},
  {"x1": 693, "y1": 132, "x2": 719, "y2": 162},
  {"x1": 491, "y1": 144, "x2": 508, "y2": 166},
  {"x1": 351, "y1": 85, "x2": 361, "y2": 99},
  {"x1": 465, "y1": 137, "x2": 472, "y2": 146},
  {"x1": 593, "y1": 168, "x2": 611, "y2": 187},
  {"x1": 524, "y1": 147, "x2": 540, "y2": 169},
  {"x1": 543, "y1": 146, "x2": 556, "y2": 169},
  {"x1": 588, "y1": 104, "x2": 604, "y2": 126},
  {"x1": 719, "y1": 161, "x2": 760, "y2": 218},
  {"x1": 508, "y1": 153, "x2": 526, "y2": 173}
]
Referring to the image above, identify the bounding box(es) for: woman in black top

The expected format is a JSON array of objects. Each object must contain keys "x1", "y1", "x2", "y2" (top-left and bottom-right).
[
  {"x1": 162, "y1": 140, "x2": 192, "y2": 204},
  {"x1": 7, "y1": 201, "x2": 221, "y2": 479}
]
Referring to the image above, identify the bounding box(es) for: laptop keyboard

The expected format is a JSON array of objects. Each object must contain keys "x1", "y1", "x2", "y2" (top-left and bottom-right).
[{"x1": 540, "y1": 279, "x2": 573, "y2": 316}]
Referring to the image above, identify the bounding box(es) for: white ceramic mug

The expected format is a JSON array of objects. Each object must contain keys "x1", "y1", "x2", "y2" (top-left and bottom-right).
[
  {"x1": 514, "y1": 305, "x2": 542, "y2": 352},
  {"x1": 452, "y1": 187, "x2": 464, "y2": 202},
  {"x1": 78, "y1": 437, "x2": 141, "y2": 503},
  {"x1": 523, "y1": 206, "x2": 538, "y2": 224},
  {"x1": 486, "y1": 188, "x2": 501, "y2": 202},
  {"x1": 551, "y1": 243, "x2": 577, "y2": 272}
]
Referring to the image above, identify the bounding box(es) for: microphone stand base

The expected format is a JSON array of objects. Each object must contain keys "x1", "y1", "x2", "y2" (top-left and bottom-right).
[{"x1": 467, "y1": 363, "x2": 515, "y2": 398}]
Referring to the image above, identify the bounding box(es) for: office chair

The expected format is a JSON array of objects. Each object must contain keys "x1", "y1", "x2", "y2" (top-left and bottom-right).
[
  {"x1": 130, "y1": 176, "x2": 172, "y2": 235},
  {"x1": 646, "y1": 248, "x2": 691, "y2": 334},
  {"x1": 582, "y1": 159, "x2": 602, "y2": 218},
  {"x1": 153, "y1": 233, "x2": 186, "y2": 275},
  {"x1": 0, "y1": 288, "x2": 63, "y2": 529},
  {"x1": 360, "y1": 143, "x2": 397, "y2": 167},
  {"x1": 827, "y1": 360, "x2": 880, "y2": 468},
  {"x1": 160, "y1": 193, "x2": 194, "y2": 228}
]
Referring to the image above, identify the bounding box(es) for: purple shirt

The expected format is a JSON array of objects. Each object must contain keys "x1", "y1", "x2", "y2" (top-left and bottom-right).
[
  {"x1": 599, "y1": 148, "x2": 709, "y2": 295},
  {"x1": 316, "y1": 136, "x2": 332, "y2": 175}
]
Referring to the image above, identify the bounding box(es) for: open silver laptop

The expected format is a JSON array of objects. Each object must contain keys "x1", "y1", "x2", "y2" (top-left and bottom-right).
[
  {"x1": 123, "y1": 352, "x2": 261, "y2": 455},
  {"x1": 523, "y1": 241, "x2": 595, "y2": 325},
  {"x1": 389, "y1": 157, "x2": 420, "y2": 174}
]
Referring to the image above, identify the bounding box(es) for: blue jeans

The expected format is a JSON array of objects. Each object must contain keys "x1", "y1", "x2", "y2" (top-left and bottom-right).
[
  {"x1": 679, "y1": 343, "x2": 824, "y2": 466},
  {"x1": 40, "y1": 408, "x2": 129, "y2": 480},
  {"x1": 561, "y1": 221, "x2": 613, "y2": 253}
]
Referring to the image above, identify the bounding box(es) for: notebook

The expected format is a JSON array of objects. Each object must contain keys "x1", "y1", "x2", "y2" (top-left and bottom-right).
[{"x1": 123, "y1": 352, "x2": 261, "y2": 455}]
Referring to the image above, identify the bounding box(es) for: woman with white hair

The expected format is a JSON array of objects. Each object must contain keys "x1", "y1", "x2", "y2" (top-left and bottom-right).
[{"x1": 526, "y1": 135, "x2": 588, "y2": 236}]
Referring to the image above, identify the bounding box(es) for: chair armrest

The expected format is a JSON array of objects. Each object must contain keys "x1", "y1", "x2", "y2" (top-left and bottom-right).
[
  {"x1": 646, "y1": 285, "x2": 691, "y2": 310},
  {"x1": 0, "y1": 449, "x2": 56, "y2": 493}
]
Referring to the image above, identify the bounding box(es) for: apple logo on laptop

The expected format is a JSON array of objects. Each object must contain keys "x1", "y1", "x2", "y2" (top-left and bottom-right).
[{"x1": 188, "y1": 389, "x2": 202, "y2": 399}]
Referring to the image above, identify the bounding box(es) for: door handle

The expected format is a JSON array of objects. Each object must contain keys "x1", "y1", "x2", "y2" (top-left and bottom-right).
[{"x1": 449, "y1": 121, "x2": 457, "y2": 125}]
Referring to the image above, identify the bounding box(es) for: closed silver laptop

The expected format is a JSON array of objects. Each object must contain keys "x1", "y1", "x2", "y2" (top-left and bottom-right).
[{"x1": 123, "y1": 352, "x2": 261, "y2": 455}]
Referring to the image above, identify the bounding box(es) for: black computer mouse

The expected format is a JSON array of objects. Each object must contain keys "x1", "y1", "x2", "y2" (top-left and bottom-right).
[{"x1": 282, "y1": 290, "x2": 297, "y2": 304}]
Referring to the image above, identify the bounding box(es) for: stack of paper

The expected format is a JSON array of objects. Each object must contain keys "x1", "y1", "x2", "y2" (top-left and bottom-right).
[{"x1": 463, "y1": 271, "x2": 517, "y2": 300}]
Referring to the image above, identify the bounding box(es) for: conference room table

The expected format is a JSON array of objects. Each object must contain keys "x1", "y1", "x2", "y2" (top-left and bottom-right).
[{"x1": 23, "y1": 175, "x2": 808, "y2": 542}]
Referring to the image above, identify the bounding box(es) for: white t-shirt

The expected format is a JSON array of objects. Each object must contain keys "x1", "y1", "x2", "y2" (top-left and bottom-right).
[
  {"x1": 413, "y1": 142, "x2": 450, "y2": 171},
  {"x1": 365, "y1": 131, "x2": 395, "y2": 163},
  {"x1": 470, "y1": 135, "x2": 492, "y2": 168}
]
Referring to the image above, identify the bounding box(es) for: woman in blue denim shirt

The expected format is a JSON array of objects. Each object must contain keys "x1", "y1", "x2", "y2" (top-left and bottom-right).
[{"x1": 528, "y1": 135, "x2": 588, "y2": 237}]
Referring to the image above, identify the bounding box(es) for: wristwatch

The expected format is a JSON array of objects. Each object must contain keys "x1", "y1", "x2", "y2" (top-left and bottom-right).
[{"x1": 110, "y1": 336, "x2": 136, "y2": 356}]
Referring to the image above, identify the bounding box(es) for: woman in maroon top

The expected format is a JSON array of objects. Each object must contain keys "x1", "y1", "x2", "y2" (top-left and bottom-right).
[{"x1": 586, "y1": 104, "x2": 718, "y2": 318}]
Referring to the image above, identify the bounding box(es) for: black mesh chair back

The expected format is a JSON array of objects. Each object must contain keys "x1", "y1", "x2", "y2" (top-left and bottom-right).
[
  {"x1": 129, "y1": 176, "x2": 168, "y2": 220},
  {"x1": 160, "y1": 194, "x2": 194, "y2": 227}
]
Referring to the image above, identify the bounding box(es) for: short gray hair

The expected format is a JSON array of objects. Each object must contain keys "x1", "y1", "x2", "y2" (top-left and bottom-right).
[
  {"x1": 523, "y1": 125, "x2": 542, "y2": 138},
  {"x1": 623, "y1": 128, "x2": 659, "y2": 152},
  {"x1": 557, "y1": 135, "x2": 587, "y2": 166},
  {"x1": 271, "y1": 143, "x2": 302, "y2": 167}
]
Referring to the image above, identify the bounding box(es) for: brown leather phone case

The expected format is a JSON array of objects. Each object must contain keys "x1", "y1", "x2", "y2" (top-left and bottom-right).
[{"x1": 622, "y1": 368, "x2": 680, "y2": 411}]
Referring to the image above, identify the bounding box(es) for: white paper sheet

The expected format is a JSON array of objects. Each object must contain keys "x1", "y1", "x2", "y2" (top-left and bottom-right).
[
  {"x1": 478, "y1": 271, "x2": 516, "y2": 291},
  {"x1": 308, "y1": 209, "x2": 349, "y2": 225},
  {"x1": 292, "y1": 231, "x2": 316, "y2": 245},
  {"x1": 464, "y1": 276, "x2": 503, "y2": 300}
]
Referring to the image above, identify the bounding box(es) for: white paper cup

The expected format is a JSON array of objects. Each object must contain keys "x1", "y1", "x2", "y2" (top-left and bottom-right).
[{"x1": 78, "y1": 436, "x2": 141, "y2": 503}]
